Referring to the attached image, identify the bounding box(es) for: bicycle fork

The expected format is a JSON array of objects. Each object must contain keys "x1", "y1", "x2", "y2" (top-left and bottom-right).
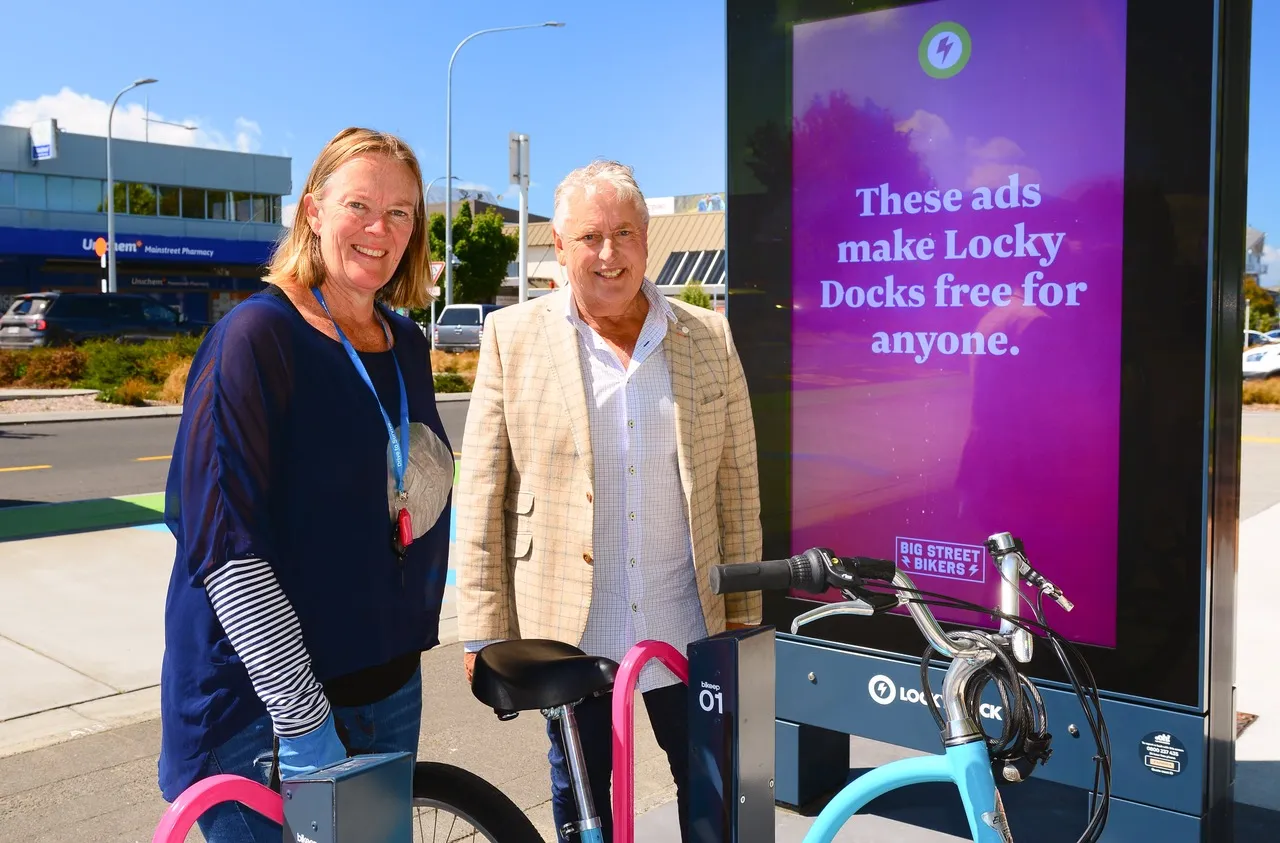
[{"x1": 544, "y1": 703, "x2": 605, "y2": 843}]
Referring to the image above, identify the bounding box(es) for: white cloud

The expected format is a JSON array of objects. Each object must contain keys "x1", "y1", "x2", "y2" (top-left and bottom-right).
[
  {"x1": 894, "y1": 109, "x2": 951, "y2": 153},
  {"x1": 280, "y1": 200, "x2": 298, "y2": 227},
  {"x1": 0, "y1": 87, "x2": 263, "y2": 153},
  {"x1": 234, "y1": 118, "x2": 262, "y2": 153},
  {"x1": 965, "y1": 162, "x2": 1044, "y2": 192},
  {"x1": 965, "y1": 136, "x2": 1024, "y2": 161}
]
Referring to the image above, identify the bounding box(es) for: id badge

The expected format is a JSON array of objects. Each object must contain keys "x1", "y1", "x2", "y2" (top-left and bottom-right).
[{"x1": 387, "y1": 421, "x2": 453, "y2": 544}]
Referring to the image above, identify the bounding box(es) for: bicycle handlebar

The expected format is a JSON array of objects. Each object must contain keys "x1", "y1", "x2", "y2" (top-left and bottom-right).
[{"x1": 710, "y1": 532, "x2": 1073, "y2": 664}]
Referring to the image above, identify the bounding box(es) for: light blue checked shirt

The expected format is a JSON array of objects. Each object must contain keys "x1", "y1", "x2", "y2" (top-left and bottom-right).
[
  {"x1": 464, "y1": 280, "x2": 706, "y2": 693},
  {"x1": 570, "y1": 281, "x2": 707, "y2": 693}
]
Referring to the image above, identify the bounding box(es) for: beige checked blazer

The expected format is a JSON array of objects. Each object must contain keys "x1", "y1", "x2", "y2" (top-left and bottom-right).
[{"x1": 454, "y1": 288, "x2": 763, "y2": 647}]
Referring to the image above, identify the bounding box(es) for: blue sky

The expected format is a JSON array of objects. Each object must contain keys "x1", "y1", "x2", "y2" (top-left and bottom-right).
[
  {"x1": 1248, "y1": 1, "x2": 1280, "y2": 279},
  {"x1": 0, "y1": 0, "x2": 1275, "y2": 277}
]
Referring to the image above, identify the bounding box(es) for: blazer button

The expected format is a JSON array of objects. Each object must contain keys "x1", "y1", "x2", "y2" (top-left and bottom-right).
[
  {"x1": 586, "y1": 492, "x2": 593, "y2": 503},
  {"x1": 583, "y1": 552, "x2": 593, "y2": 565}
]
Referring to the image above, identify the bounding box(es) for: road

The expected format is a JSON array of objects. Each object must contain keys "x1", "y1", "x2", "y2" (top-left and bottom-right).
[
  {"x1": 0, "y1": 400, "x2": 472, "y2": 508},
  {"x1": 1, "y1": 403, "x2": 1277, "y2": 517}
]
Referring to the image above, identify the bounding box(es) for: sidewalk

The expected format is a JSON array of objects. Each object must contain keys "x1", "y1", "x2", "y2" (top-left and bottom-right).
[
  {"x1": 0, "y1": 512, "x2": 460, "y2": 758},
  {"x1": 0, "y1": 495, "x2": 1278, "y2": 839}
]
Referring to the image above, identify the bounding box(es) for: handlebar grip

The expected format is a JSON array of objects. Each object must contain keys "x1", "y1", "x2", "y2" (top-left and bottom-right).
[
  {"x1": 710, "y1": 559, "x2": 794, "y2": 594},
  {"x1": 710, "y1": 551, "x2": 829, "y2": 595}
]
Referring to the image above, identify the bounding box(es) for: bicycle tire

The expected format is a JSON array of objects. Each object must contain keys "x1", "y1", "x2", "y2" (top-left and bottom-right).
[{"x1": 412, "y1": 761, "x2": 543, "y2": 843}]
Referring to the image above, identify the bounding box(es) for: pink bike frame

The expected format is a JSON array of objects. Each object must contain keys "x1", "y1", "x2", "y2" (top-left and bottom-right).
[
  {"x1": 152, "y1": 774, "x2": 283, "y2": 843},
  {"x1": 610, "y1": 639, "x2": 690, "y2": 843}
]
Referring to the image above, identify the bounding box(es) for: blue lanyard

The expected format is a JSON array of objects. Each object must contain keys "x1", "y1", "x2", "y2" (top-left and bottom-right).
[{"x1": 313, "y1": 288, "x2": 410, "y2": 497}]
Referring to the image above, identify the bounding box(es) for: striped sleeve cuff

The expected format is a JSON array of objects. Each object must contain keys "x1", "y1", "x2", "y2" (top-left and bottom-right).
[{"x1": 205, "y1": 557, "x2": 331, "y2": 739}]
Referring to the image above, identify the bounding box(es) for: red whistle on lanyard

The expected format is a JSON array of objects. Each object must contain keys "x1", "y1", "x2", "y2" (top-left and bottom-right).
[{"x1": 397, "y1": 508, "x2": 414, "y2": 550}]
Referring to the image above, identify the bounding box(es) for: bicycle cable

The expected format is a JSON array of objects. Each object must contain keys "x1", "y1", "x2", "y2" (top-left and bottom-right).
[{"x1": 853, "y1": 580, "x2": 1112, "y2": 843}]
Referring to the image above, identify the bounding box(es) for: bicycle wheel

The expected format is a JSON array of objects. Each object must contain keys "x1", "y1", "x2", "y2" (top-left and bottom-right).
[{"x1": 411, "y1": 761, "x2": 543, "y2": 843}]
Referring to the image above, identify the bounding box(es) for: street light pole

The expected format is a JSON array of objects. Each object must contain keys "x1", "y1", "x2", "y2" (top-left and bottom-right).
[
  {"x1": 106, "y1": 77, "x2": 157, "y2": 293},
  {"x1": 423, "y1": 174, "x2": 459, "y2": 348},
  {"x1": 445, "y1": 21, "x2": 564, "y2": 308}
]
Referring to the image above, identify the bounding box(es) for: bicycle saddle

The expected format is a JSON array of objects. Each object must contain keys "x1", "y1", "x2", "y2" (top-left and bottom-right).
[{"x1": 471, "y1": 639, "x2": 618, "y2": 714}]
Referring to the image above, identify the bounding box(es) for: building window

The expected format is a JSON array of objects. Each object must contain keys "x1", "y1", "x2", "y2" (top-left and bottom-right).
[
  {"x1": 655, "y1": 250, "x2": 726, "y2": 286},
  {"x1": 252, "y1": 195, "x2": 268, "y2": 224},
  {"x1": 232, "y1": 191, "x2": 253, "y2": 222},
  {"x1": 47, "y1": 177, "x2": 104, "y2": 214},
  {"x1": 209, "y1": 190, "x2": 228, "y2": 221},
  {"x1": 272, "y1": 196, "x2": 282, "y2": 225},
  {"x1": 72, "y1": 178, "x2": 102, "y2": 212},
  {"x1": 46, "y1": 176, "x2": 74, "y2": 211},
  {"x1": 181, "y1": 188, "x2": 206, "y2": 219},
  {"x1": 15, "y1": 174, "x2": 46, "y2": 210},
  {"x1": 129, "y1": 183, "x2": 158, "y2": 215},
  {"x1": 158, "y1": 186, "x2": 181, "y2": 217},
  {"x1": 0, "y1": 173, "x2": 13, "y2": 207}
]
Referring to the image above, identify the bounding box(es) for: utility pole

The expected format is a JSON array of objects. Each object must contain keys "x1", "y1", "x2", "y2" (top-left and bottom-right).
[{"x1": 509, "y1": 132, "x2": 531, "y2": 303}]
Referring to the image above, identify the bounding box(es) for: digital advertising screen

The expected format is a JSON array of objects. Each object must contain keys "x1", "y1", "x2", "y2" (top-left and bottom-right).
[
  {"x1": 789, "y1": 1, "x2": 1126, "y2": 648},
  {"x1": 727, "y1": 0, "x2": 1241, "y2": 708}
]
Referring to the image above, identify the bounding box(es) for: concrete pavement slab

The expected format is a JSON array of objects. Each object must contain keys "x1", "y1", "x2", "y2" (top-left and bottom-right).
[
  {"x1": 0, "y1": 405, "x2": 185, "y2": 425},
  {"x1": 1229, "y1": 499, "x2": 1280, "y2": 812},
  {"x1": 0, "y1": 389, "x2": 98, "y2": 401},
  {"x1": 0, "y1": 636, "x2": 114, "y2": 721},
  {"x1": 0, "y1": 526, "x2": 172, "y2": 694}
]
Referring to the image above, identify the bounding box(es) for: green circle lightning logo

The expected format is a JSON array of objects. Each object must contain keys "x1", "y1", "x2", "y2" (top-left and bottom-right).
[{"x1": 919, "y1": 21, "x2": 972, "y2": 79}]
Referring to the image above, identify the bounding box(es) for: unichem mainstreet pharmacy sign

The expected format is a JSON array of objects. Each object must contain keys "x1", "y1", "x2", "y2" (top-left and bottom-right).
[{"x1": 0, "y1": 227, "x2": 272, "y2": 266}]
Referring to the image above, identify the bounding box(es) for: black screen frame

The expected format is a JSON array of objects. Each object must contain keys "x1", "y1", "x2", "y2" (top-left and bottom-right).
[{"x1": 726, "y1": 0, "x2": 1243, "y2": 710}]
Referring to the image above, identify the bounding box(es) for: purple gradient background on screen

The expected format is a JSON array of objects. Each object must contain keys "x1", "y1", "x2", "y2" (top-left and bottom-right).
[{"x1": 791, "y1": 0, "x2": 1127, "y2": 647}]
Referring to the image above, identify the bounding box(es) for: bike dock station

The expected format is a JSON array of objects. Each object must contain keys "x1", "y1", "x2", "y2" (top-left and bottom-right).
[{"x1": 722, "y1": 0, "x2": 1253, "y2": 839}]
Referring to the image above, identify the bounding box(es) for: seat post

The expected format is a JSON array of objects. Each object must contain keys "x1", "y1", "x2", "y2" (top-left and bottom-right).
[{"x1": 546, "y1": 702, "x2": 602, "y2": 838}]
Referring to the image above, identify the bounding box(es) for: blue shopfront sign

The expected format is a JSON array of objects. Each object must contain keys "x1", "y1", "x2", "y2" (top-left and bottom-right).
[{"x1": 0, "y1": 226, "x2": 274, "y2": 266}]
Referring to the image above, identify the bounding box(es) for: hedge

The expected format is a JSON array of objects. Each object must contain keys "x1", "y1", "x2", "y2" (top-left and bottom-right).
[{"x1": 0, "y1": 340, "x2": 477, "y2": 404}]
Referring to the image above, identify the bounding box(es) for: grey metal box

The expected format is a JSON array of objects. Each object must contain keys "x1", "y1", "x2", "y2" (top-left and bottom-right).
[
  {"x1": 687, "y1": 625, "x2": 776, "y2": 842},
  {"x1": 281, "y1": 751, "x2": 413, "y2": 843}
]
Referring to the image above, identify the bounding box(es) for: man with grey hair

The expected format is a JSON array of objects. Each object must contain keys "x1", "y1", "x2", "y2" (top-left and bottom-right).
[{"x1": 455, "y1": 159, "x2": 762, "y2": 840}]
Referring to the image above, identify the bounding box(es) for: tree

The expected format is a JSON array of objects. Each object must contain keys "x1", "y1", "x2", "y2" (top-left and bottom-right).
[
  {"x1": 428, "y1": 203, "x2": 518, "y2": 305},
  {"x1": 97, "y1": 183, "x2": 158, "y2": 215},
  {"x1": 678, "y1": 279, "x2": 713, "y2": 310},
  {"x1": 1245, "y1": 276, "x2": 1277, "y2": 332}
]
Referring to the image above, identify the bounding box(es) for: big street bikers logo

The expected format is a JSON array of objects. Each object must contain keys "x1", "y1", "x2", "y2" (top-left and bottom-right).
[
  {"x1": 868, "y1": 674, "x2": 1004, "y2": 721},
  {"x1": 919, "y1": 21, "x2": 972, "y2": 79}
]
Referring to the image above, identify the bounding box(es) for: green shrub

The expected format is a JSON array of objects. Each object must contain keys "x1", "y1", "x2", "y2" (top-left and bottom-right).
[
  {"x1": 678, "y1": 279, "x2": 713, "y2": 310},
  {"x1": 0, "y1": 350, "x2": 22, "y2": 386},
  {"x1": 99, "y1": 377, "x2": 155, "y2": 406},
  {"x1": 433, "y1": 372, "x2": 470, "y2": 393},
  {"x1": 17, "y1": 348, "x2": 88, "y2": 387},
  {"x1": 1243, "y1": 379, "x2": 1280, "y2": 406}
]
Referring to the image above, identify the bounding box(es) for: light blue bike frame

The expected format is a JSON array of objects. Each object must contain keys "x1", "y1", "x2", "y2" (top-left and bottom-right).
[
  {"x1": 788, "y1": 537, "x2": 1038, "y2": 843},
  {"x1": 802, "y1": 739, "x2": 1011, "y2": 842}
]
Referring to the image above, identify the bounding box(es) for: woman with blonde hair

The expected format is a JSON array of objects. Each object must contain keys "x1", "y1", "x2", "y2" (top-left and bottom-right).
[{"x1": 157, "y1": 127, "x2": 454, "y2": 842}]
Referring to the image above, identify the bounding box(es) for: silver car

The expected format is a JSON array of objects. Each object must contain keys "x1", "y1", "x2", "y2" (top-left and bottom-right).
[{"x1": 432, "y1": 304, "x2": 502, "y2": 352}]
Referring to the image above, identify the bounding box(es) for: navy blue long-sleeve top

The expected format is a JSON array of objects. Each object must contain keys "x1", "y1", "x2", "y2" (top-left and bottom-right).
[{"x1": 157, "y1": 285, "x2": 451, "y2": 800}]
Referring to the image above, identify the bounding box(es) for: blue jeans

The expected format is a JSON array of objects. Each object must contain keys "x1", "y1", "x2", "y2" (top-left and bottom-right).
[
  {"x1": 546, "y1": 682, "x2": 690, "y2": 843},
  {"x1": 195, "y1": 667, "x2": 423, "y2": 843}
]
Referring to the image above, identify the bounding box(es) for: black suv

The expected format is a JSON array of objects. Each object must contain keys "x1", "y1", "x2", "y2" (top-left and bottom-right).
[{"x1": 0, "y1": 292, "x2": 210, "y2": 349}]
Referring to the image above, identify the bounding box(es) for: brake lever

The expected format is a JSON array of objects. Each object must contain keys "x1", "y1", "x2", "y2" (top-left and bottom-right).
[{"x1": 791, "y1": 597, "x2": 876, "y2": 634}]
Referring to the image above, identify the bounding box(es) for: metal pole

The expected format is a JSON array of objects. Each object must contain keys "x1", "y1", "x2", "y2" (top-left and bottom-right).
[
  {"x1": 519, "y1": 180, "x2": 529, "y2": 303},
  {"x1": 517, "y1": 134, "x2": 530, "y2": 304},
  {"x1": 106, "y1": 78, "x2": 156, "y2": 294},
  {"x1": 445, "y1": 22, "x2": 565, "y2": 308}
]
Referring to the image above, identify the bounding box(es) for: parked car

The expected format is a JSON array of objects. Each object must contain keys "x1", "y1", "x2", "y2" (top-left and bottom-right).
[
  {"x1": 432, "y1": 303, "x2": 503, "y2": 352},
  {"x1": 1243, "y1": 341, "x2": 1280, "y2": 380},
  {"x1": 0, "y1": 292, "x2": 210, "y2": 349},
  {"x1": 1245, "y1": 330, "x2": 1274, "y2": 349}
]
